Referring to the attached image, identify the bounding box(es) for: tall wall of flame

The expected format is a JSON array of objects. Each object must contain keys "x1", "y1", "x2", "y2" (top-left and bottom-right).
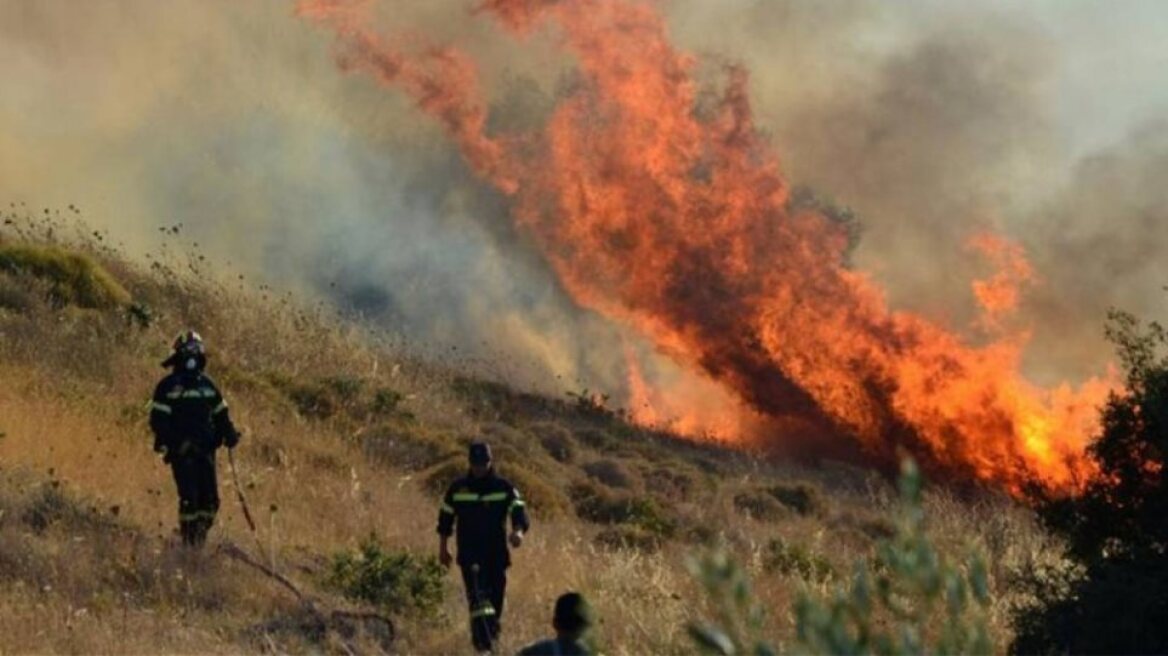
[{"x1": 301, "y1": 0, "x2": 1113, "y2": 493}]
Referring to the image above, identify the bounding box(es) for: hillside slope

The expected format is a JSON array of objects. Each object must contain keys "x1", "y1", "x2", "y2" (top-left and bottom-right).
[{"x1": 0, "y1": 209, "x2": 1066, "y2": 653}]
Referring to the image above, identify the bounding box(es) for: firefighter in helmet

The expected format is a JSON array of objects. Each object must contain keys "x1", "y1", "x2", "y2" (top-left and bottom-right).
[
  {"x1": 149, "y1": 330, "x2": 240, "y2": 547},
  {"x1": 517, "y1": 592, "x2": 596, "y2": 655},
  {"x1": 438, "y1": 441, "x2": 530, "y2": 652}
]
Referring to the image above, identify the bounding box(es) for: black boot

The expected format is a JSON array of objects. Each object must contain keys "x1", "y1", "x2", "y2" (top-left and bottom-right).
[
  {"x1": 470, "y1": 601, "x2": 497, "y2": 652},
  {"x1": 190, "y1": 517, "x2": 212, "y2": 547},
  {"x1": 180, "y1": 520, "x2": 199, "y2": 546}
]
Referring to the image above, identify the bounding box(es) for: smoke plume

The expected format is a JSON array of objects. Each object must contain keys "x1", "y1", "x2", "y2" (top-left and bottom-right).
[{"x1": 3, "y1": 0, "x2": 1165, "y2": 491}]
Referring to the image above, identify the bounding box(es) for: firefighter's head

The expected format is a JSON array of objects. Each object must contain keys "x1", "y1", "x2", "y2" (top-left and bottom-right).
[
  {"x1": 468, "y1": 441, "x2": 492, "y2": 477},
  {"x1": 162, "y1": 330, "x2": 206, "y2": 372},
  {"x1": 552, "y1": 592, "x2": 594, "y2": 639}
]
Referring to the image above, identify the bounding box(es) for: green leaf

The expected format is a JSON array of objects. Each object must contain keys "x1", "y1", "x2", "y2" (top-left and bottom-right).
[
  {"x1": 898, "y1": 458, "x2": 923, "y2": 504},
  {"x1": 969, "y1": 555, "x2": 990, "y2": 606}
]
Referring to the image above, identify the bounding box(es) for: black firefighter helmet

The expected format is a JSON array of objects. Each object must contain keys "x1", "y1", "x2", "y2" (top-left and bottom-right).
[{"x1": 162, "y1": 330, "x2": 207, "y2": 371}]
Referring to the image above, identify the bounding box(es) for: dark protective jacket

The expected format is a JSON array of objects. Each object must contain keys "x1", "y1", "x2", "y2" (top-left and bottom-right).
[
  {"x1": 437, "y1": 470, "x2": 530, "y2": 568},
  {"x1": 149, "y1": 370, "x2": 238, "y2": 458}
]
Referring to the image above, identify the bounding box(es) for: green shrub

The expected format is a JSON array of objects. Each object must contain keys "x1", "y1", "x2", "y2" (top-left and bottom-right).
[
  {"x1": 266, "y1": 374, "x2": 342, "y2": 420},
  {"x1": 569, "y1": 482, "x2": 677, "y2": 538},
  {"x1": 829, "y1": 511, "x2": 896, "y2": 543},
  {"x1": 533, "y1": 423, "x2": 577, "y2": 463},
  {"x1": 687, "y1": 459, "x2": 993, "y2": 655},
  {"x1": 641, "y1": 462, "x2": 700, "y2": 503},
  {"x1": 362, "y1": 426, "x2": 458, "y2": 471},
  {"x1": 0, "y1": 272, "x2": 38, "y2": 312},
  {"x1": 762, "y1": 539, "x2": 833, "y2": 582},
  {"x1": 450, "y1": 376, "x2": 558, "y2": 419},
  {"x1": 497, "y1": 463, "x2": 571, "y2": 519},
  {"x1": 686, "y1": 552, "x2": 773, "y2": 656},
  {"x1": 732, "y1": 490, "x2": 785, "y2": 522},
  {"x1": 583, "y1": 459, "x2": 636, "y2": 489},
  {"x1": 573, "y1": 427, "x2": 618, "y2": 451},
  {"x1": 421, "y1": 456, "x2": 466, "y2": 497},
  {"x1": 326, "y1": 536, "x2": 446, "y2": 618},
  {"x1": 267, "y1": 374, "x2": 410, "y2": 422},
  {"x1": 267, "y1": 374, "x2": 363, "y2": 420},
  {"x1": 766, "y1": 482, "x2": 822, "y2": 517},
  {"x1": 371, "y1": 388, "x2": 406, "y2": 417},
  {"x1": 126, "y1": 301, "x2": 154, "y2": 328},
  {"x1": 20, "y1": 483, "x2": 81, "y2": 533},
  {"x1": 594, "y1": 526, "x2": 664, "y2": 553},
  {"x1": 17, "y1": 482, "x2": 116, "y2": 537},
  {"x1": 450, "y1": 376, "x2": 514, "y2": 413},
  {"x1": 323, "y1": 376, "x2": 365, "y2": 405},
  {"x1": 793, "y1": 461, "x2": 991, "y2": 655},
  {"x1": 0, "y1": 244, "x2": 130, "y2": 308}
]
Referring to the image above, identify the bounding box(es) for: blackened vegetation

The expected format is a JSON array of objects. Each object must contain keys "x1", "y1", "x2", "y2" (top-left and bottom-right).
[
  {"x1": 1013, "y1": 310, "x2": 1168, "y2": 654},
  {"x1": 786, "y1": 186, "x2": 863, "y2": 268}
]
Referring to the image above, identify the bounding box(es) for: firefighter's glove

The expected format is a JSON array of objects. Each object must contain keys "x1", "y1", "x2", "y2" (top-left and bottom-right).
[
  {"x1": 439, "y1": 545, "x2": 453, "y2": 569},
  {"x1": 224, "y1": 430, "x2": 240, "y2": 449},
  {"x1": 508, "y1": 529, "x2": 524, "y2": 548}
]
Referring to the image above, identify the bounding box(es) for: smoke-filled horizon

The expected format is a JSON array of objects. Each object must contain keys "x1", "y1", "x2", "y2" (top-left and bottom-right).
[{"x1": 2, "y1": 0, "x2": 1166, "y2": 486}]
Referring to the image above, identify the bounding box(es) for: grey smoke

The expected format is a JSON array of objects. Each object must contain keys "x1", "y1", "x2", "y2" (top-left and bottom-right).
[{"x1": 2, "y1": 0, "x2": 1164, "y2": 406}]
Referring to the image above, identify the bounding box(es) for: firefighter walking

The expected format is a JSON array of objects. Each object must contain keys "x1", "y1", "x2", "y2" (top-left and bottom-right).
[
  {"x1": 149, "y1": 331, "x2": 240, "y2": 547},
  {"x1": 438, "y1": 441, "x2": 530, "y2": 653}
]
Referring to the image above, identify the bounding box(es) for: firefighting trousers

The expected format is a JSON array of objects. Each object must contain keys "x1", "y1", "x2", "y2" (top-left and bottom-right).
[
  {"x1": 170, "y1": 453, "x2": 219, "y2": 546},
  {"x1": 460, "y1": 562, "x2": 507, "y2": 651}
]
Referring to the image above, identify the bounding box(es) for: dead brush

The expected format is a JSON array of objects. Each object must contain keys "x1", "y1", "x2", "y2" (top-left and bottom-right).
[{"x1": 0, "y1": 209, "x2": 1073, "y2": 653}]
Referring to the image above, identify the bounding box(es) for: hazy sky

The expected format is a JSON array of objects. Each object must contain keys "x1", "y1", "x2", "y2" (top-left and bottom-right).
[
  {"x1": 1, "y1": 0, "x2": 1165, "y2": 393},
  {"x1": 969, "y1": 0, "x2": 1168, "y2": 154}
]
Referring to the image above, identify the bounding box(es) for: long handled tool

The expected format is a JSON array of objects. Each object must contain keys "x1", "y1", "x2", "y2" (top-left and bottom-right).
[
  {"x1": 469, "y1": 563, "x2": 497, "y2": 653},
  {"x1": 226, "y1": 447, "x2": 265, "y2": 558}
]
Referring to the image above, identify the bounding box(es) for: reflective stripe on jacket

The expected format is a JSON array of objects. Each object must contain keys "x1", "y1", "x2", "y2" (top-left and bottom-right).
[{"x1": 437, "y1": 470, "x2": 530, "y2": 567}]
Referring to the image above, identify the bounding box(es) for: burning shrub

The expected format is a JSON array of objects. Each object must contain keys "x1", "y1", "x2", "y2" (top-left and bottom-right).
[
  {"x1": 1013, "y1": 311, "x2": 1168, "y2": 654},
  {"x1": 302, "y1": 0, "x2": 1113, "y2": 495}
]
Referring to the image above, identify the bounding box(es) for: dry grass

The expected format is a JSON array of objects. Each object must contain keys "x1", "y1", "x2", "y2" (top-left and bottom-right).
[{"x1": 0, "y1": 210, "x2": 1072, "y2": 653}]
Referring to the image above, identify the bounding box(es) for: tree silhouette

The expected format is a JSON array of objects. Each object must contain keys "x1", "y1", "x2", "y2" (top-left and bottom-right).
[{"x1": 1013, "y1": 310, "x2": 1168, "y2": 653}]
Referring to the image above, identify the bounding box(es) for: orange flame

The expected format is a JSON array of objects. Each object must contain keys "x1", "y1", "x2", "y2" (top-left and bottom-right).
[
  {"x1": 300, "y1": 0, "x2": 1115, "y2": 494},
  {"x1": 968, "y1": 232, "x2": 1036, "y2": 331},
  {"x1": 624, "y1": 345, "x2": 752, "y2": 441}
]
